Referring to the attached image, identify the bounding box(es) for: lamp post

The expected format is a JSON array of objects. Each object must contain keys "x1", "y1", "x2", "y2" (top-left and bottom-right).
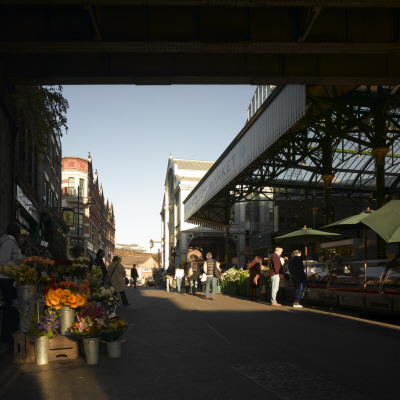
[
  {"x1": 76, "y1": 186, "x2": 92, "y2": 250},
  {"x1": 77, "y1": 186, "x2": 80, "y2": 246},
  {"x1": 150, "y1": 239, "x2": 162, "y2": 267}
]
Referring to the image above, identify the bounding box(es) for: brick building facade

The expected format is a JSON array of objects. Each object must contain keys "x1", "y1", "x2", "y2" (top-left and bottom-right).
[
  {"x1": 0, "y1": 83, "x2": 66, "y2": 257},
  {"x1": 61, "y1": 155, "x2": 115, "y2": 262}
]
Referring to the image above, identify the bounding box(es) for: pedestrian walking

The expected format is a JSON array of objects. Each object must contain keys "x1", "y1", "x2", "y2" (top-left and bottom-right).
[
  {"x1": 204, "y1": 252, "x2": 221, "y2": 300},
  {"x1": 131, "y1": 264, "x2": 139, "y2": 289},
  {"x1": 175, "y1": 263, "x2": 185, "y2": 293},
  {"x1": 183, "y1": 261, "x2": 191, "y2": 293},
  {"x1": 187, "y1": 255, "x2": 201, "y2": 295},
  {"x1": 165, "y1": 263, "x2": 175, "y2": 292},
  {"x1": 248, "y1": 256, "x2": 262, "y2": 301},
  {"x1": 288, "y1": 250, "x2": 307, "y2": 308},
  {"x1": 0, "y1": 223, "x2": 23, "y2": 343},
  {"x1": 107, "y1": 255, "x2": 130, "y2": 306},
  {"x1": 94, "y1": 249, "x2": 108, "y2": 284},
  {"x1": 269, "y1": 247, "x2": 284, "y2": 306}
]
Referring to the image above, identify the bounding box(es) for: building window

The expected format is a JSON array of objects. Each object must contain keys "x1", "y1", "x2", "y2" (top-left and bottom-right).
[
  {"x1": 79, "y1": 178, "x2": 85, "y2": 197},
  {"x1": 68, "y1": 177, "x2": 75, "y2": 195}
]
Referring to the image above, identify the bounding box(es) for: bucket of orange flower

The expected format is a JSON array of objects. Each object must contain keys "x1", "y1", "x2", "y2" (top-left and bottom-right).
[{"x1": 45, "y1": 280, "x2": 90, "y2": 335}]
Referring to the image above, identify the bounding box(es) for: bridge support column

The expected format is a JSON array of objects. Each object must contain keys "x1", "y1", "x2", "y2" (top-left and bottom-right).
[
  {"x1": 372, "y1": 146, "x2": 389, "y2": 259},
  {"x1": 321, "y1": 174, "x2": 335, "y2": 226},
  {"x1": 225, "y1": 225, "x2": 230, "y2": 265}
]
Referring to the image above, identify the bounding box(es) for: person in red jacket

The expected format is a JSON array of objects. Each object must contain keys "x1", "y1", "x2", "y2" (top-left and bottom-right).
[{"x1": 269, "y1": 247, "x2": 284, "y2": 306}]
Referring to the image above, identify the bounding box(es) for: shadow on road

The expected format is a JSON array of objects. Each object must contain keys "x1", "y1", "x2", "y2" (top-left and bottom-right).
[{"x1": 0, "y1": 287, "x2": 398, "y2": 400}]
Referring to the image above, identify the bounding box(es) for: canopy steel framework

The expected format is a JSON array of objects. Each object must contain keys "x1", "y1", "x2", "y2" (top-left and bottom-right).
[{"x1": 184, "y1": 85, "x2": 400, "y2": 234}]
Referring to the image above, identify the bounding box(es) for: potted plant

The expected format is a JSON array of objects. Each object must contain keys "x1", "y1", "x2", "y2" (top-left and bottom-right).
[
  {"x1": 45, "y1": 280, "x2": 89, "y2": 335},
  {"x1": 101, "y1": 315, "x2": 128, "y2": 358},
  {"x1": 88, "y1": 265, "x2": 104, "y2": 293},
  {"x1": 70, "y1": 304, "x2": 107, "y2": 364},
  {"x1": 28, "y1": 308, "x2": 60, "y2": 365},
  {"x1": 55, "y1": 258, "x2": 90, "y2": 283},
  {"x1": 90, "y1": 286, "x2": 120, "y2": 313},
  {"x1": 0, "y1": 262, "x2": 51, "y2": 332},
  {"x1": 23, "y1": 256, "x2": 56, "y2": 280}
]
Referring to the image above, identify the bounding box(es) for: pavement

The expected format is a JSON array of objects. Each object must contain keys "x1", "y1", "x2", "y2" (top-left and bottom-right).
[{"x1": 0, "y1": 287, "x2": 399, "y2": 400}]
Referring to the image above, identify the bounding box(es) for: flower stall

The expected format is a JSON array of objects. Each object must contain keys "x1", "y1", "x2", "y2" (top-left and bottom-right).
[
  {"x1": 220, "y1": 268, "x2": 250, "y2": 296},
  {"x1": 0, "y1": 256, "x2": 130, "y2": 365},
  {"x1": 220, "y1": 266, "x2": 271, "y2": 299}
]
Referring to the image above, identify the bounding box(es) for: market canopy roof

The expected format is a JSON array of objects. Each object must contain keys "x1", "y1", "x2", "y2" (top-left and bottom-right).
[{"x1": 184, "y1": 84, "x2": 400, "y2": 229}]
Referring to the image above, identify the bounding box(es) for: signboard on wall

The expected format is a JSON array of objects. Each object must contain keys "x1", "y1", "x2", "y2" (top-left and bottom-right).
[{"x1": 62, "y1": 208, "x2": 75, "y2": 227}]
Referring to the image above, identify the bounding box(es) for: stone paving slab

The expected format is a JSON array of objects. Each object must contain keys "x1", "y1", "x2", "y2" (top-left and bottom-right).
[{"x1": 232, "y1": 361, "x2": 366, "y2": 400}]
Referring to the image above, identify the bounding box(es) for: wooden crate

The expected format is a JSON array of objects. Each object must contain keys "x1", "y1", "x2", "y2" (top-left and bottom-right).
[
  {"x1": 13, "y1": 331, "x2": 35, "y2": 363},
  {"x1": 48, "y1": 334, "x2": 78, "y2": 361}
]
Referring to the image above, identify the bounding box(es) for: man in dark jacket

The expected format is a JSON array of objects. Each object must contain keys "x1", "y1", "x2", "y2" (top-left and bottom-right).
[
  {"x1": 187, "y1": 255, "x2": 201, "y2": 295},
  {"x1": 0, "y1": 223, "x2": 23, "y2": 343},
  {"x1": 288, "y1": 250, "x2": 306, "y2": 308},
  {"x1": 131, "y1": 264, "x2": 139, "y2": 289},
  {"x1": 269, "y1": 247, "x2": 283, "y2": 306},
  {"x1": 94, "y1": 249, "x2": 107, "y2": 284}
]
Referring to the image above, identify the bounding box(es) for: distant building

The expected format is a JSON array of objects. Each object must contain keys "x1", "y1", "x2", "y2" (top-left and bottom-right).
[
  {"x1": 161, "y1": 155, "x2": 250, "y2": 268},
  {"x1": 114, "y1": 247, "x2": 159, "y2": 281},
  {"x1": 115, "y1": 243, "x2": 149, "y2": 253},
  {"x1": 61, "y1": 154, "x2": 115, "y2": 262}
]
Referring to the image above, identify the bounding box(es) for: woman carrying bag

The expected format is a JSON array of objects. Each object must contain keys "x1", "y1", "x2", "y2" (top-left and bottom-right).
[{"x1": 108, "y1": 256, "x2": 131, "y2": 306}]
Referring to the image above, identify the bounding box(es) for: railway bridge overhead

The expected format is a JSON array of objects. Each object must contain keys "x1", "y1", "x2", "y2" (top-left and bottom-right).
[{"x1": 1, "y1": 1, "x2": 400, "y2": 85}]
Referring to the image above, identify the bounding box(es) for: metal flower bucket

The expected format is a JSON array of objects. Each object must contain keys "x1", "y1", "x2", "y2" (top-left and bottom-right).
[
  {"x1": 16, "y1": 284, "x2": 37, "y2": 332},
  {"x1": 34, "y1": 336, "x2": 49, "y2": 365},
  {"x1": 83, "y1": 337, "x2": 100, "y2": 365},
  {"x1": 58, "y1": 306, "x2": 75, "y2": 335}
]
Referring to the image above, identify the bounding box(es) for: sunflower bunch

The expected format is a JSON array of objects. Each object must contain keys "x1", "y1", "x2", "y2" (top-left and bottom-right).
[{"x1": 45, "y1": 280, "x2": 89, "y2": 310}]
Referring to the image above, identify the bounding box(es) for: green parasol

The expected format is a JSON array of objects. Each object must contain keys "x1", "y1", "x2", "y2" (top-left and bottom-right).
[
  {"x1": 275, "y1": 226, "x2": 341, "y2": 267},
  {"x1": 321, "y1": 208, "x2": 374, "y2": 229},
  {"x1": 362, "y1": 200, "x2": 400, "y2": 243}
]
